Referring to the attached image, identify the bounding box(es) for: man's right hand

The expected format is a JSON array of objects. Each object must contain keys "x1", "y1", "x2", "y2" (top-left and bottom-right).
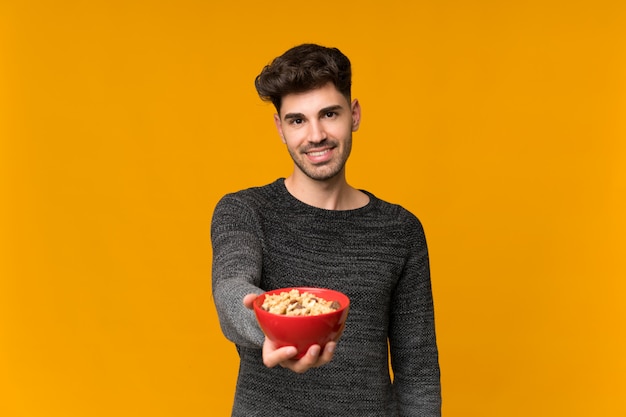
[{"x1": 243, "y1": 293, "x2": 337, "y2": 374}]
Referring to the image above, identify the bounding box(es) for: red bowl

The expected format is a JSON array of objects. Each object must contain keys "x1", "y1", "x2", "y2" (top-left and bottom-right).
[{"x1": 253, "y1": 287, "x2": 350, "y2": 359}]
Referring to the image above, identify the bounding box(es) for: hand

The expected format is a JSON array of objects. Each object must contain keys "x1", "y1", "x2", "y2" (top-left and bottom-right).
[
  {"x1": 243, "y1": 293, "x2": 337, "y2": 373},
  {"x1": 262, "y1": 338, "x2": 336, "y2": 373}
]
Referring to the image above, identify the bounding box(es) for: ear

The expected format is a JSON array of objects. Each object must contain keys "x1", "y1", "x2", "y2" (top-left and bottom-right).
[
  {"x1": 351, "y1": 99, "x2": 361, "y2": 132},
  {"x1": 274, "y1": 113, "x2": 286, "y2": 143}
]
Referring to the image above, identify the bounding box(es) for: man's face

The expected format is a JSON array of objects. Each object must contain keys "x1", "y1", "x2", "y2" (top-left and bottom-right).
[{"x1": 274, "y1": 82, "x2": 361, "y2": 182}]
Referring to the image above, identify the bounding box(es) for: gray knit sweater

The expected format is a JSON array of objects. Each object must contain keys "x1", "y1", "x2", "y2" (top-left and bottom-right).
[{"x1": 211, "y1": 179, "x2": 441, "y2": 416}]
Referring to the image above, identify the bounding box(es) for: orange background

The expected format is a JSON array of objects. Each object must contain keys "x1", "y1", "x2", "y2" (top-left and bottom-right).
[{"x1": 1, "y1": 1, "x2": 625, "y2": 416}]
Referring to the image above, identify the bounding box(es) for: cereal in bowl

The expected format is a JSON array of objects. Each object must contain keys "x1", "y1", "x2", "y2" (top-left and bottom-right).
[{"x1": 261, "y1": 289, "x2": 341, "y2": 316}]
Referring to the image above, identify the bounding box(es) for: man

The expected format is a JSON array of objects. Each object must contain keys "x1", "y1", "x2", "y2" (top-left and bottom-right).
[{"x1": 211, "y1": 43, "x2": 441, "y2": 416}]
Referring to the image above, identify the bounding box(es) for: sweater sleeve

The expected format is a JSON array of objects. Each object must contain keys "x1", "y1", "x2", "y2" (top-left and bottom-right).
[
  {"x1": 211, "y1": 194, "x2": 266, "y2": 349},
  {"x1": 389, "y1": 213, "x2": 441, "y2": 416}
]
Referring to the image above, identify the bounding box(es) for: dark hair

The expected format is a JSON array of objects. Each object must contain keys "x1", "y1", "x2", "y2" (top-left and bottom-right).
[{"x1": 254, "y1": 43, "x2": 352, "y2": 112}]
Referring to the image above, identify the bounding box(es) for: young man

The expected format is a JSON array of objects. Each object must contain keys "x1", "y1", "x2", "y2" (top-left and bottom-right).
[{"x1": 211, "y1": 44, "x2": 441, "y2": 416}]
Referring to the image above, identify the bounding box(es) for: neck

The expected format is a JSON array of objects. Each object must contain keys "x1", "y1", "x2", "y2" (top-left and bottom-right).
[{"x1": 284, "y1": 171, "x2": 369, "y2": 210}]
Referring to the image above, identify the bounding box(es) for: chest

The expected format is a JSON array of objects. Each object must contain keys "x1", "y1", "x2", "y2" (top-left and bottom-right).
[{"x1": 257, "y1": 212, "x2": 410, "y2": 304}]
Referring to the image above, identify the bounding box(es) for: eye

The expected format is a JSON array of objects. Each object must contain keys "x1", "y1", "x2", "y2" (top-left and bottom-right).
[
  {"x1": 289, "y1": 118, "x2": 304, "y2": 125},
  {"x1": 324, "y1": 111, "x2": 337, "y2": 118}
]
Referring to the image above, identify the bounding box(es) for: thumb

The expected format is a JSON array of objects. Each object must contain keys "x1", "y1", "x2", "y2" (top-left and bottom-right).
[{"x1": 243, "y1": 293, "x2": 259, "y2": 310}]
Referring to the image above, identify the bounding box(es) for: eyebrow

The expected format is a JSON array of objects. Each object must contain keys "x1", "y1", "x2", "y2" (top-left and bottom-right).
[{"x1": 283, "y1": 104, "x2": 345, "y2": 121}]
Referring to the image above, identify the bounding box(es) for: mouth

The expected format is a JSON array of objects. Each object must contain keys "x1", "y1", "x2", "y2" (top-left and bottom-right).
[
  {"x1": 305, "y1": 147, "x2": 334, "y2": 163},
  {"x1": 307, "y1": 149, "x2": 330, "y2": 157}
]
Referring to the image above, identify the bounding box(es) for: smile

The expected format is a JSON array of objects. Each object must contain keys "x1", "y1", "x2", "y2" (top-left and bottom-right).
[
  {"x1": 304, "y1": 147, "x2": 334, "y2": 163},
  {"x1": 307, "y1": 149, "x2": 330, "y2": 157}
]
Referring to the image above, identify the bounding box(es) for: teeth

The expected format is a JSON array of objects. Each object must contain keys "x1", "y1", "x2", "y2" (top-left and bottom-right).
[{"x1": 308, "y1": 150, "x2": 328, "y2": 157}]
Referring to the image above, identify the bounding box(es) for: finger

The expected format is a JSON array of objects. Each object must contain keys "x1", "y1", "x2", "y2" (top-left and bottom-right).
[
  {"x1": 316, "y1": 341, "x2": 336, "y2": 366},
  {"x1": 288, "y1": 345, "x2": 321, "y2": 374},
  {"x1": 262, "y1": 340, "x2": 298, "y2": 368},
  {"x1": 242, "y1": 293, "x2": 258, "y2": 310}
]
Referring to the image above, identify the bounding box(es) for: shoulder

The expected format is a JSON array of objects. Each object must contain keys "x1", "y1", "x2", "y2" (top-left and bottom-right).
[
  {"x1": 211, "y1": 180, "x2": 283, "y2": 230},
  {"x1": 362, "y1": 191, "x2": 428, "y2": 245},
  {"x1": 215, "y1": 180, "x2": 281, "y2": 211},
  {"x1": 365, "y1": 191, "x2": 423, "y2": 226}
]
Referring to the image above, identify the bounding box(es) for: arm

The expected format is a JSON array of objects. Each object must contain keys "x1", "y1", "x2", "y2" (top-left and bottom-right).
[
  {"x1": 211, "y1": 194, "x2": 337, "y2": 371},
  {"x1": 211, "y1": 195, "x2": 265, "y2": 348},
  {"x1": 389, "y1": 215, "x2": 441, "y2": 416}
]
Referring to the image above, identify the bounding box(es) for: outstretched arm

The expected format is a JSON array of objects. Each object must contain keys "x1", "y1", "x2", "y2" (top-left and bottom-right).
[
  {"x1": 212, "y1": 195, "x2": 336, "y2": 373},
  {"x1": 211, "y1": 195, "x2": 266, "y2": 348}
]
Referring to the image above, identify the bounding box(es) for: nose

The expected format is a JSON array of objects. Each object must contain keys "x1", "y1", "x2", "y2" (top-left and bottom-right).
[{"x1": 308, "y1": 120, "x2": 327, "y2": 143}]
